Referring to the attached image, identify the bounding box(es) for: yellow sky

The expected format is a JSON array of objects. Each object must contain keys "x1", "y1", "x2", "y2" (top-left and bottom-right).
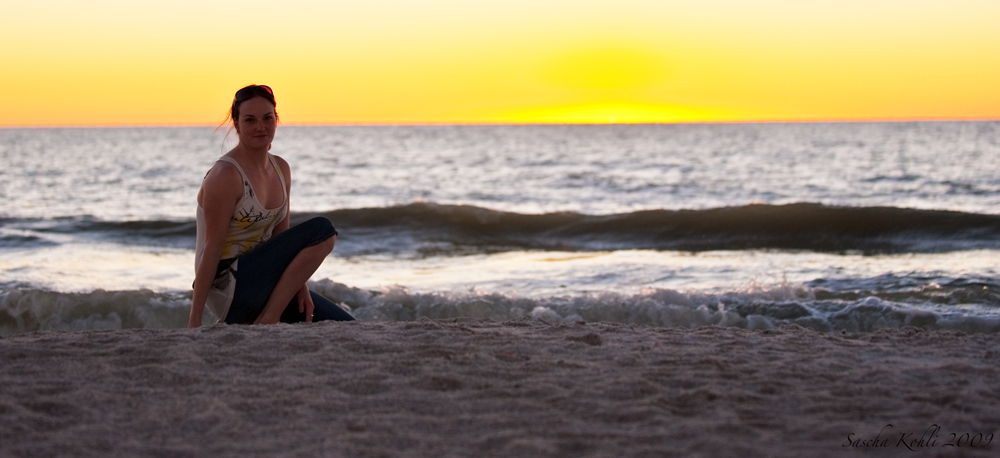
[{"x1": 2, "y1": 0, "x2": 998, "y2": 126}]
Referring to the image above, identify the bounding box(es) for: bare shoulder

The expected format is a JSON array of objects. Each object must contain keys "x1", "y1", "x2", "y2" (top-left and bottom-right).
[
  {"x1": 271, "y1": 154, "x2": 292, "y2": 181},
  {"x1": 272, "y1": 154, "x2": 291, "y2": 173},
  {"x1": 198, "y1": 160, "x2": 243, "y2": 208},
  {"x1": 203, "y1": 160, "x2": 243, "y2": 190}
]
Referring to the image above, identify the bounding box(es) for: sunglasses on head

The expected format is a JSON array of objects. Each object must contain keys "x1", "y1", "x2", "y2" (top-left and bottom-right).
[{"x1": 234, "y1": 85, "x2": 274, "y2": 104}]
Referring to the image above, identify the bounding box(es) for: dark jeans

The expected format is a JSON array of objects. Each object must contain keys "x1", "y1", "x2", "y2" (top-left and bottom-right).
[{"x1": 225, "y1": 217, "x2": 355, "y2": 324}]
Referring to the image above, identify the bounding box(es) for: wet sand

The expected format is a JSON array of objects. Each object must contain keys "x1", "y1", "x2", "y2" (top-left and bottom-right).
[{"x1": 1, "y1": 319, "x2": 999, "y2": 457}]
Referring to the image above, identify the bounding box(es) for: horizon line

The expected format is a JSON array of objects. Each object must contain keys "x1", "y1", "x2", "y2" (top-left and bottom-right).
[{"x1": 2, "y1": 116, "x2": 998, "y2": 129}]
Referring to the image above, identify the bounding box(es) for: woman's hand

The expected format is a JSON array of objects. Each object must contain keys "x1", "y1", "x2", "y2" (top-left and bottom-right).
[{"x1": 297, "y1": 285, "x2": 315, "y2": 322}]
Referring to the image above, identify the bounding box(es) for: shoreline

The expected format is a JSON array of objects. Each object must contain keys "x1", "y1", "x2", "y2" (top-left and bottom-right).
[{"x1": 2, "y1": 320, "x2": 999, "y2": 457}]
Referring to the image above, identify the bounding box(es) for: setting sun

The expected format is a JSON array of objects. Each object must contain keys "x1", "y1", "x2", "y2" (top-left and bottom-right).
[{"x1": 1, "y1": 0, "x2": 998, "y2": 126}]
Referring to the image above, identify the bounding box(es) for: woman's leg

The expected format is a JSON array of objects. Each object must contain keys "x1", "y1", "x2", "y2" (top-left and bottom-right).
[
  {"x1": 225, "y1": 217, "x2": 338, "y2": 324},
  {"x1": 279, "y1": 291, "x2": 356, "y2": 323},
  {"x1": 252, "y1": 237, "x2": 334, "y2": 324}
]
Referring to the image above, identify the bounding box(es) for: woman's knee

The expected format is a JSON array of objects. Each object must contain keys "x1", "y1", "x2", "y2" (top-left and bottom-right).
[
  {"x1": 317, "y1": 233, "x2": 336, "y2": 254},
  {"x1": 301, "y1": 217, "x2": 338, "y2": 246}
]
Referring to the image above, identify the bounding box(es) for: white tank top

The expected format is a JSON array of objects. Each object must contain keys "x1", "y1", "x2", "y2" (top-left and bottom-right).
[{"x1": 194, "y1": 154, "x2": 288, "y2": 320}]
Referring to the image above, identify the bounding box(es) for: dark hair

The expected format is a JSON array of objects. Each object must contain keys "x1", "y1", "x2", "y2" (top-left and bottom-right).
[{"x1": 230, "y1": 84, "x2": 276, "y2": 121}]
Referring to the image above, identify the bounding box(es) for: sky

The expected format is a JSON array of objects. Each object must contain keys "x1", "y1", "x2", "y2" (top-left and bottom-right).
[{"x1": 2, "y1": 0, "x2": 999, "y2": 126}]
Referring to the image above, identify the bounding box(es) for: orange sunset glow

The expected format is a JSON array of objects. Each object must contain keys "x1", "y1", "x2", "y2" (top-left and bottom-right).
[{"x1": 2, "y1": 0, "x2": 998, "y2": 126}]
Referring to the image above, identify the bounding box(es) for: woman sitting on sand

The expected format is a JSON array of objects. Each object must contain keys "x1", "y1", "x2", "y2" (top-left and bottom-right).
[{"x1": 189, "y1": 84, "x2": 355, "y2": 327}]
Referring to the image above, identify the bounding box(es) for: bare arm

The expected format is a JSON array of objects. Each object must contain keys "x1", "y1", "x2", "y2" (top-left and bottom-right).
[{"x1": 189, "y1": 163, "x2": 243, "y2": 327}]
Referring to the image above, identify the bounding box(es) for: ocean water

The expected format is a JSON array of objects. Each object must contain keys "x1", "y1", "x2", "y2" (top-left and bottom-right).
[{"x1": 2, "y1": 122, "x2": 1000, "y2": 334}]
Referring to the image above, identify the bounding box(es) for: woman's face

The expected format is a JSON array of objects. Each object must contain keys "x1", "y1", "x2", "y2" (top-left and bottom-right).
[{"x1": 234, "y1": 96, "x2": 277, "y2": 151}]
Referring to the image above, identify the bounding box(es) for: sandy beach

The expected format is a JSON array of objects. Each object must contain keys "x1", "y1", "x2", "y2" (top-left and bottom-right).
[{"x1": 1, "y1": 320, "x2": 999, "y2": 457}]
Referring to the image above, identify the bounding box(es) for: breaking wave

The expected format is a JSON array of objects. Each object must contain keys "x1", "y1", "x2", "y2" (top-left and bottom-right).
[
  {"x1": 4, "y1": 279, "x2": 1000, "y2": 336},
  {"x1": 5, "y1": 202, "x2": 1000, "y2": 255}
]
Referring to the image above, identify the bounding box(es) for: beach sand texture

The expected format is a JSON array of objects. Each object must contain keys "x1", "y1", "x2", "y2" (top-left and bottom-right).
[{"x1": 2, "y1": 320, "x2": 999, "y2": 457}]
